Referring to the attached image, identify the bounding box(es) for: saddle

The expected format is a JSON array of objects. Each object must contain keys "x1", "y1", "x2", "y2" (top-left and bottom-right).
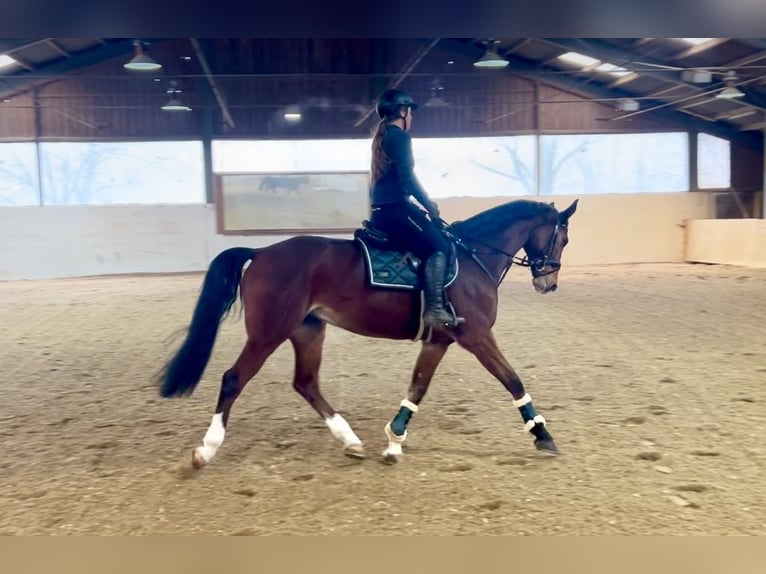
[{"x1": 354, "y1": 219, "x2": 458, "y2": 291}]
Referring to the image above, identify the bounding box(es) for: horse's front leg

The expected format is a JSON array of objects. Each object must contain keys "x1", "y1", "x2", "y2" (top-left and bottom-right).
[
  {"x1": 458, "y1": 330, "x2": 558, "y2": 455},
  {"x1": 382, "y1": 341, "x2": 450, "y2": 463}
]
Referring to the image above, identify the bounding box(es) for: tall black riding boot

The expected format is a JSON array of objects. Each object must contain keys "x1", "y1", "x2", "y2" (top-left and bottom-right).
[{"x1": 423, "y1": 252, "x2": 464, "y2": 328}]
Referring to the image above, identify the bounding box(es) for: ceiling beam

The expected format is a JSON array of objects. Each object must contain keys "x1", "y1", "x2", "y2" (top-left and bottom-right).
[
  {"x1": 643, "y1": 85, "x2": 692, "y2": 99},
  {"x1": 540, "y1": 38, "x2": 766, "y2": 122},
  {"x1": 190, "y1": 38, "x2": 235, "y2": 130},
  {"x1": 679, "y1": 98, "x2": 718, "y2": 110},
  {"x1": 0, "y1": 40, "x2": 136, "y2": 99},
  {"x1": 0, "y1": 39, "x2": 39, "y2": 53},
  {"x1": 610, "y1": 72, "x2": 766, "y2": 121},
  {"x1": 714, "y1": 109, "x2": 759, "y2": 121},
  {"x1": 742, "y1": 120, "x2": 766, "y2": 131},
  {"x1": 721, "y1": 50, "x2": 766, "y2": 70},
  {"x1": 682, "y1": 109, "x2": 718, "y2": 122},
  {"x1": 353, "y1": 38, "x2": 440, "y2": 128},
  {"x1": 501, "y1": 38, "x2": 531, "y2": 55},
  {"x1": 435, "y1": 39, "x2": 762, "y2": 149},
  {"x1": 9, "y1": 54, "x2": 35, "y2": 71},
  {"x1": 606, "y1": 72, "x2": 640, "y2": 89},
  {"x1": 46, "y1": 39, "x2": 71, "y2": 59}
]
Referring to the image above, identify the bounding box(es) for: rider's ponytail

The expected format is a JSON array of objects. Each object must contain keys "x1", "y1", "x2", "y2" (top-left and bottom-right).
[{"x1": 369, "y1": 119, "x2": 391, "y2": 189}]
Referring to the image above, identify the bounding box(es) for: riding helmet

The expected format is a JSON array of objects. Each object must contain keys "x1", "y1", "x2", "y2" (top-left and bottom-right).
[{"x1": 376, "y1": 88, "x2": 419, "y2": 119}]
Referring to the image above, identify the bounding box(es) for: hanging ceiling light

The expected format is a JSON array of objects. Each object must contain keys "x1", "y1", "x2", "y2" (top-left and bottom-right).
[
  {"x1": 161, "y1": 97, "x2": 191, "y2": 111},
  {"x1": 718, "y1": 85, "x2": 745, "y2": 99},
  {"x1": 716, "y1": 71, "x2": 745, "y2": 99},
  {"x1": 124, "y1": 40, "x2": 162, "y2": 72},
  {"x1": 283, "y1": 105, "x2": 302, "y2": 122},
  {"x1": 473, "y1": 40, "x2": 509, "y2": 68},
  {"x1": 161, "y1": 80, "x2": 191, "y2": 111}
]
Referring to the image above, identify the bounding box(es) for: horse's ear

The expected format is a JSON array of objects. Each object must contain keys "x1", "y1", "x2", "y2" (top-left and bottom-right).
[{"x1": 559, "y1": 199, "x2": 578, "y2": 222}]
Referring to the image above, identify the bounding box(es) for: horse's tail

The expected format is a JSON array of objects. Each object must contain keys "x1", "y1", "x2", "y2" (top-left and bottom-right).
[{"x1": 156, "y1": 247, "x2": 255, "y2": 398}]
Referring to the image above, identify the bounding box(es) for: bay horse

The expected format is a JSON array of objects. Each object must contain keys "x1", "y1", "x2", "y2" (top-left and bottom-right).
[{"x1": 155, "y1": 198, "x2": 578, "y2": 469}]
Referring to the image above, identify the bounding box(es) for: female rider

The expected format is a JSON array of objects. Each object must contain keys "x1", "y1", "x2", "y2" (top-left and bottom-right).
[{"x1": 368, "y1": 88, "x2": 464, "y2": 328}]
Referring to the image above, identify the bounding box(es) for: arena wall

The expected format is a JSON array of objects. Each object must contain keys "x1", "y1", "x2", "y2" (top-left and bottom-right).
[
  {"x1": 684, "y1": 218, "x2": 766, "y2": 268},
  {"x1": 0, "y1": 192, "x2": 714, "y2": 280}
]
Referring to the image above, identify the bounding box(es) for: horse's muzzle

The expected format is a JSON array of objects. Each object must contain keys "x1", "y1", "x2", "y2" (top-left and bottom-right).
[{"x1": 533, "y1": 276, "x2": 558, "y2": 294}]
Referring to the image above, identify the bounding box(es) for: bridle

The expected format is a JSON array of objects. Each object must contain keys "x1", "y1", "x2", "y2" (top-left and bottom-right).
[
  {"x1": 522, "y1": 221, "x2": 565, "y2": 278},
  {"x1": 437, "y1": 218, "x2": 565, "y2": 287}
]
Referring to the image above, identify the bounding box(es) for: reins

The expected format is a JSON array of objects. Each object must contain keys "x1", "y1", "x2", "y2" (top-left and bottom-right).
[{"x1": 435, "y1": 217, "x2": 564, "y2": 287}]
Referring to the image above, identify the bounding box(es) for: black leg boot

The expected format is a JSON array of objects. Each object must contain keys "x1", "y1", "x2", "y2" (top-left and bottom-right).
[{"x1": 422, "y1": 252, "x2": 464, "y2": 328}]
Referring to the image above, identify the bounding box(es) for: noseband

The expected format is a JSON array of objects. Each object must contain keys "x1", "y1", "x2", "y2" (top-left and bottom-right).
[{"x1": 521, "y1": 222, "x2": 564, "y2": 278}]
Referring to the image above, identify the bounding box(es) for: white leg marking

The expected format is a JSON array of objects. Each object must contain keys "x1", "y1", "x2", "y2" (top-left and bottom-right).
[
  {"x1": 196, "y1": 413, "x2": 225, "y2": 463},
  {"x1": 382, "y1": 421, "x2": 406, "y2": 458},
  {"x1": 325, "y1": 414, "x2": 363, "y2": 447},
  {"x1": 382, "y1": 441, "x2": 403, "y2": 458}
]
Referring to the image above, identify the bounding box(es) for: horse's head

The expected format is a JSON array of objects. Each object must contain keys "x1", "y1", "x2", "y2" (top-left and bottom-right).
[{"x1": 523, "y1": 199, "x2": 578, "y2": 294}]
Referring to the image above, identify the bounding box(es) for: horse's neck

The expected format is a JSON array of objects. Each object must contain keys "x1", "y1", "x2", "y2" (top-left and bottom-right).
[{"x1": 471, "y1": 216, "x2": 542, "y2": 281}]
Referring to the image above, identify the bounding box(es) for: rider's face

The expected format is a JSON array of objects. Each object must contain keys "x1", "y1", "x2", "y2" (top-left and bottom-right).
[{"x1": 403, "y1": 107, "x2": 413, "y2": 131}]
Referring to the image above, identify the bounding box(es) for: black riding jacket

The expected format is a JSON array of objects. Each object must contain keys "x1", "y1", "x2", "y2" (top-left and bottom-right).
[{"x1": 370, "y1": 125, "x2": 435, "y2": 212}]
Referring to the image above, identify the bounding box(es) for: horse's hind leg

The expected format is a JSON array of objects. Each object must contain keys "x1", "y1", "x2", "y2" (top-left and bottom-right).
[
  {"x1": 192, "y1": 338, "x2": 280, "y2": 469},
  {"x1": 382, "y1": 341, "x2": 450, "y2": 463},
  {"x1": 459, "y1": 330, "x2": 558, "y2": 455},
  {"x1": 290, "y1": 315, "x2": 365, "y2": 459}
]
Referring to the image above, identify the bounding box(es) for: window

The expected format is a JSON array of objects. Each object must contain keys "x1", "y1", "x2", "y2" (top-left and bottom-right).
[
  {"x1": 539, "y1": 132, "x2": 689, "y2": 195},
  {"x1": 0, "y1": 142, "x2": 40, "y2": 206},
  {"x1": 697, "y1": 133, "x2": 731, "y2": 189},
  {"x1": 212, "y1": 139, "x2": 370, "y2": 173},
  {"x1": 38, "y1": 141, "x2": 205, "y2": 205},
  {"x1": 0, "y1": 132, "x2": 714, "y2": 208},
  {"x1": 414, "y1": 135, "x2": 537, "y2": 198},
  {"x1": 212, "y1": 135, "x2": 537, "y2": 198}
]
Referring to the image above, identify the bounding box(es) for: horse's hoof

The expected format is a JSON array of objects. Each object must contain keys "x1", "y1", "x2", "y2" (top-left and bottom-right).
[
  {"x1": 382, "y1": 450, "x2": 402, "y2": 464},
  {"x1": 191, "y1": 448, "x2": 207, "y2": 470},
  {"x1": 534, "y1": 438, "x2": 560, "y2": 456},
  {"x1": 344, "y1": 443, "x2": 367, "y2": 459}
]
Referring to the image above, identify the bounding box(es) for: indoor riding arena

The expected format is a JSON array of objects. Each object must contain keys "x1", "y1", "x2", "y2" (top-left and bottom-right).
[{"x1": 1, "y1": 38, "x2": 765, "y2": 536}]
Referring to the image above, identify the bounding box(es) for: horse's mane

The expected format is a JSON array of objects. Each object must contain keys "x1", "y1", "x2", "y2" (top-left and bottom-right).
[{"x1": 451, "y1": 199, "x2": 557, "y2": 238}]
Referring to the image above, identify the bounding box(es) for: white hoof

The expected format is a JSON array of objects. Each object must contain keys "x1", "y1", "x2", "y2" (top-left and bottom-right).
[
  {"x1": 344, "y1": 443, "x2": 367, "y2": 459},
  {"x1": 192, "y1": 448, "x2": 206, "y2": 470},
  {"x1": 383, "y1": 445, "x2": 404, "y2": 464},
  {"x1": 192, "y1": 446, "x2": 215, "y2": 470},
  {"x1": 382, "y1": 422, "x2": 407, "y2": 463}
]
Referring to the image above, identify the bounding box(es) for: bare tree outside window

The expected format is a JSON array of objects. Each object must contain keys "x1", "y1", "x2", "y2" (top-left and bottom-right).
[
  {"x1": 39, "y1": 141, "x2": 205, "y2": 205},
  {"x1": 466, "y1": 138, "x2": 537, "y2": 196},
  {"x1": 415, "y1": 136, "x2": 537, "y2": 198},
  {"x1": 0, "y1": 143, "x2": 40, "y2": 206},
  {"x1": 540, "y1": 133, "x2": 689, "y2": 195}
]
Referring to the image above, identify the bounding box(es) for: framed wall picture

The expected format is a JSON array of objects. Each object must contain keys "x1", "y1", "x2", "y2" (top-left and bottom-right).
[{"x1": 215, "y1": 171, "x2": 370, "y2": 235}]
